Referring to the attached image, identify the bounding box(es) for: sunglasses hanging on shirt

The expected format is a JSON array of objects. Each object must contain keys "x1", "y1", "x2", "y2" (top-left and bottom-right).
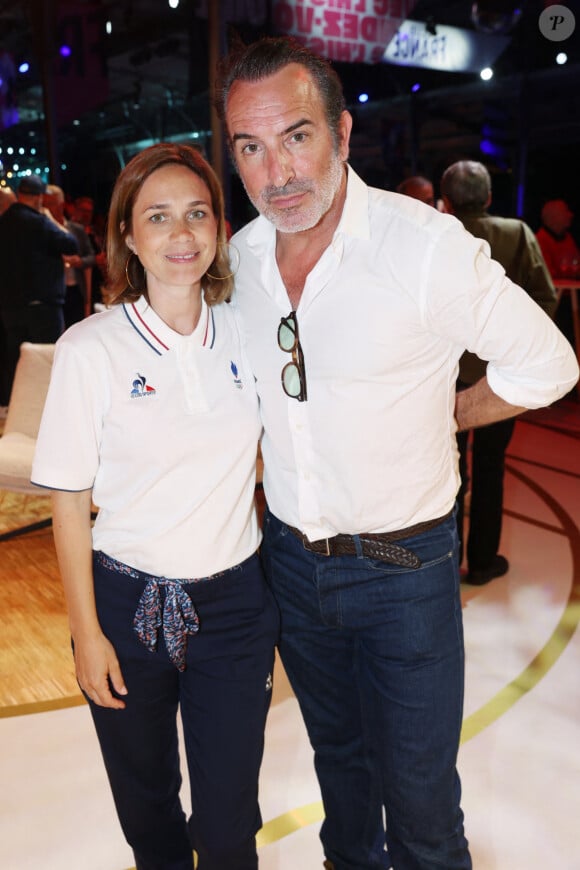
[{"x1": 278, "y1": 311, "x2": 308, "y2": 402}]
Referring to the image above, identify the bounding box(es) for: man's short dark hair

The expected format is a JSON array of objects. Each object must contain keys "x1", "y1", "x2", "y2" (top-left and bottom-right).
[
  {"x1": 215, "y1": 36, "x2": 346, "y2": 150},
  {"x1": 18, "y1": 175, "x2": 46, "y2": 196}
]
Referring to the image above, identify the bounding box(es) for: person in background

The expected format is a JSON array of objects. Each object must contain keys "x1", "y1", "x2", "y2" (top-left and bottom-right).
[
  {"x1": 0, "y1": 185, "x2": 16, "y2": 215},
  {"x1": 216, "y1": 36, "x2": 578, "y2": 870},
  {"x1": 32, "y1": 143, "x2": 279, "y2": 870},
  {"x1": 0, "y1": 175, "x2": 78, "y2": 402},
  {"x1": 73, "y1": 195, "x2": 108, "y2": 307},
  {"x1": 536, "y1": 199, "x2": 580, "y2": 279},
  {"x1": 396, "y1": 174, "x2": 435, "y2": 206},
  {"x1": 43, "y1": 184, "x2": 96, "y2": 326},
  {"x1": 0, "y1": 185, "x2": 17, "y2": 406},
  {"x1": 440, "y1": 160, "x2": 557, "y2": 584}
]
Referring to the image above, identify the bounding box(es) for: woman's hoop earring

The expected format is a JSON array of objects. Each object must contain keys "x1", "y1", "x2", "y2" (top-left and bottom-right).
[
  {"x1": 125, "y1": 252, "x2": 139, "y2": 291},
  {"x1": 206, "y1": 242, "x2": 240, "y2": 281}
]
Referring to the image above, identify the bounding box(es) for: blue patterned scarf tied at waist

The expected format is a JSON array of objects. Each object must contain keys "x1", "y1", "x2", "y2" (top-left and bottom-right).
[
  {"x1": 95, "y1": 552, "x2": 202, "y2": 672},
  {"x1": 134, "y1": 577, "x2": 200, "y2": 672}
]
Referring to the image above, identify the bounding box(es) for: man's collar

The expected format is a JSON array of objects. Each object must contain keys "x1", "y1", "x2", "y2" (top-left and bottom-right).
[{"x1": 337, "y1": 165, "x2": 370, "y2": 240}]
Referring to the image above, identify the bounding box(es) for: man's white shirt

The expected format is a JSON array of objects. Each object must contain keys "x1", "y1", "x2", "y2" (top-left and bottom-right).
[{"x1": 231, "y1": 167, "x2": 579, "y2": 541}]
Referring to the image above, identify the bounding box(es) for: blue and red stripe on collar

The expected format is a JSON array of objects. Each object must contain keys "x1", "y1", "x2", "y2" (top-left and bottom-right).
[{"x1": 122, "y1": 300, "x2": 216, "y2": 355}]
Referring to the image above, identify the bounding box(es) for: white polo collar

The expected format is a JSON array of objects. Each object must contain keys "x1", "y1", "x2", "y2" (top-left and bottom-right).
[{"x1": 122, "y1": 293, "x2": 216, "y2": 356}]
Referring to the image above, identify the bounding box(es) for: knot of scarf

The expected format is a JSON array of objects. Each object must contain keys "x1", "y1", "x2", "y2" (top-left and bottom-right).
[{"x1": 133, "y1": 578, "x2": 200, "y2": 672}]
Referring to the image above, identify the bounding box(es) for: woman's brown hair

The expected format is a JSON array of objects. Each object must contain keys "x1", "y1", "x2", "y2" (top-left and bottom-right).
[{"x1": 105, "y1": 142, "x2": 234, "y2": 306}]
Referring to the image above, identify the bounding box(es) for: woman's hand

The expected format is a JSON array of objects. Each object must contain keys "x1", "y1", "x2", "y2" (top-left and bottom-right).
[
  {"x1": 74, "y1": 630, "x2": 128, "y2": 709},
  {"x1": 51, "y1": 488, "x2": 128, "y2": 710}
]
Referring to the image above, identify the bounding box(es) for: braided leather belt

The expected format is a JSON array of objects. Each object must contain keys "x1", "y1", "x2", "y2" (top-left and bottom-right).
[{"x1": 286, "y1": 509, "x2": 454, "y2": 569}]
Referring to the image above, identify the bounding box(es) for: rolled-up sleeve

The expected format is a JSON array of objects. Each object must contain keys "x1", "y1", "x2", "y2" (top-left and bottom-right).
[
  {"x1": 483, "y1": 281, "x2": 578, "y2": 407},
  {"x1": 427, "y1": 223, "x2": 579, "y2": 409}
]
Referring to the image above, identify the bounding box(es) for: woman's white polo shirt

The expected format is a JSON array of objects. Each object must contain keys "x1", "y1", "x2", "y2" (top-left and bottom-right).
[{"x1": 32, "y1": 294, "x2": 261, "y2": 579}]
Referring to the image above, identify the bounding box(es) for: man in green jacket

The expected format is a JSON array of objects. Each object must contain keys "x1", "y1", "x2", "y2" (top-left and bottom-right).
[{"x1": 441, "y1": 160, "x2": 557, "y2": 584}]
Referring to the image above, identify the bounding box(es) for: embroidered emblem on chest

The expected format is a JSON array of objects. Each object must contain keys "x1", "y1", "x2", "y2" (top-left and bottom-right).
[{"x1": 130, "y1": 373, "x2": 157, "y2": 398}]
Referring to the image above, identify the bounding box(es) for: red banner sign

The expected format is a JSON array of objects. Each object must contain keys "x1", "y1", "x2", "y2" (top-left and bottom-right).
[{"x1": 272, "y1": 0, "x2": 417, "y2": 63}]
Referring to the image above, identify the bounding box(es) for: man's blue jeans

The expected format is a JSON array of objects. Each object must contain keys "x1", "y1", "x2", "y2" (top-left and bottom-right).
[{"x1": 261, "y1": 508, "x2": 472, "y2": 870}]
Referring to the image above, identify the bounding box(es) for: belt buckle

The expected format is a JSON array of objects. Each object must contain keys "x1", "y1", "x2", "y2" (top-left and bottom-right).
[{"x1": 303, "y1": 536, "x2": 331, "y2": 556}]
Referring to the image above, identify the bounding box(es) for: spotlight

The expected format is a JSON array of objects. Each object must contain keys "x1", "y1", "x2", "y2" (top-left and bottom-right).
[
  {"x1": 480, "y1": 67, "x2": 494, "y2": 81},
  {"x1": 60, "y1": 45, "x2": 72, "y2": 58},
  {"x1": 358, "y1": 93, "x2": 369, "y2": 104},
  {"x1": 411, "y1": 82, "x2": 421, "y2": 93},
  {"x1": 18, "y1": 62, "x2": 30, "y2": 74},
  {"x1": 556, "y1": 52, "x2": 567, "y2": 65}
]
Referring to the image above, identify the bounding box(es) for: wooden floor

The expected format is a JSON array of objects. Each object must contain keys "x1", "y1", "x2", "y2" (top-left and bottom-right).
[{"x1": 0, "y1": 491, "x2": 80, "y2": 707}]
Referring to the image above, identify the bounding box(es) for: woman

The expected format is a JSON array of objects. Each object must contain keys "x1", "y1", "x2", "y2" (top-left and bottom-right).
[{"x1": 32, "y1": 143, "x2": 279, "y2": 870}]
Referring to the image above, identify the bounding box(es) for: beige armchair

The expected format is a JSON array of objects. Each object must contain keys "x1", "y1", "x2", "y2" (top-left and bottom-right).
[{"x1": 0, "y1": 342, "x2": 55, "y2": 541}]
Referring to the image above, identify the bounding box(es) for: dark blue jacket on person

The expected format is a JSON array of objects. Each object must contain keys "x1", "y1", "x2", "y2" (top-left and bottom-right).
[{"x1": 0, "y1": 202, "x2": 79, "y2": 309}]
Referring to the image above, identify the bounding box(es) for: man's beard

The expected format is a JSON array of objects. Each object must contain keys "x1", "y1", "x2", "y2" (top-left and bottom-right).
[{"x1": 244, "y1": 153, "x2": 345, "y2": 233}]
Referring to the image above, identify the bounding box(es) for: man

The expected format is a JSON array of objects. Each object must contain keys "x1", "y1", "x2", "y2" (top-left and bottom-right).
[
  {"x1": 440, "y1": 160, "x2": 557, "y2": 584},
  {"x1": 216, "y1": 37, "x2": 578, "y2": 870},
  {"x1": 0, "y1": 175, "x2": 78, "y2": 400},
  {"x1": 536, "y1": 198, "x2": 580, "y2": 278},
  {"x1": 73, "y1": 195, "x2": 107, "y2": 308},
  {"x1": 396, "y1": 174, "x2": 435, "y2": 206},
  {"x1": 43, "y1": 184, "x2": 95, "y2": 325}
]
